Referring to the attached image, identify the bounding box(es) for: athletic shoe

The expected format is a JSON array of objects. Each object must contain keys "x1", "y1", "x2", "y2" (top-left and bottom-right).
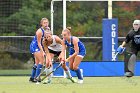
[
  {"x1": 35, "y1": 77, "x2": 41, "y2": 82},
  {"x1": 29, "y1": 78, "x2": 37, "y2": 83},
  {"x1": 43, "y1": 79, "x2": 51, "y2": 84},
  {"x1": 67, "y1": 77, "x2": 77, "y2": 83},
  {"x1": 77, "y1": 79, "x2": 83, "y2": 84},
  {"x1": 124, "y1": 72, "x2": 134, "y2": 77}
]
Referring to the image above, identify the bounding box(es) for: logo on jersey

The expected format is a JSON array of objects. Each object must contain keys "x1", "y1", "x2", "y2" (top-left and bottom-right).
[
  {"x1": 35, "y1": 49, "x2": 39, "y2": 52},
  {"x1": 134, "y1": 35, "x2": 140, "y2": 44}
]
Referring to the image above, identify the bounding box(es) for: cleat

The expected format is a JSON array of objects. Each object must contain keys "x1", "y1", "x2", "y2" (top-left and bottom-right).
[
  {"x1": 124, "y1": 72, "x2": 134, "y2": 77},
  {"x1": 77, "y1": 79, "x2": 83, "y2": 84},
  {"x1": 35, "y1": 77, "x2": 41, "y2": 82},
  {"x1": 43, "y1": 79, "x2": 51, "y2": 84},
  {"x1": 29, "y1": 78, "x2": 37, "y2": 83},
  {"x1": 67, "y1": 77, "x2": 77, "y2": 83}
]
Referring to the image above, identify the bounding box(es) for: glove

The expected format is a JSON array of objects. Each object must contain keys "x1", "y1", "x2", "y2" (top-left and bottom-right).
[{"x1": 117, "y1": 45, "x2": 125, "y2": 54}]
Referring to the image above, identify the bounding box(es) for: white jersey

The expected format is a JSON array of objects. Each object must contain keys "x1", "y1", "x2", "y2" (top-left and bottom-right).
[{"x1": 48, "y1": 35, "x2": 62, "y2": 52}]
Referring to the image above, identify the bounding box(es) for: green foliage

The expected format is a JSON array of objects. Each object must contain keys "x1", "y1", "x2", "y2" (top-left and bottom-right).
[
  {"x1": 66, "y1": 2, "x2": 104, "y2": 37},
  {"x1": 1, "y1": 1, "x2": 140, "y2": 36},
  {"x1": 0, "y1": 40, "x2": 32, "y2": 69},
  {"x1": 113, "y1": 2, "x2": 140, "y2": 36},
  {"x1": 0, "y1": 0, "x2": 51, "y2": 36},
  {"x1": 0, "y1": 52, "x2": 25, "y2": 69}
]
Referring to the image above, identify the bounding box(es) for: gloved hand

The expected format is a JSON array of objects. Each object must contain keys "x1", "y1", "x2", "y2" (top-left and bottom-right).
[{"x1": 117, "y1": 45, "x2": 126, "y2": 54}]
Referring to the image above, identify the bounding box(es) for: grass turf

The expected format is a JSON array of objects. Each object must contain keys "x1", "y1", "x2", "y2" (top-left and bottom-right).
[{"x1": 0, "y1": 76, "x2": 140, "y2": 93}]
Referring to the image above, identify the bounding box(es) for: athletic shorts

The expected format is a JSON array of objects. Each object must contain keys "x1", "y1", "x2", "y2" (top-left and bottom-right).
[
  {"x1": 30, "y1": 41, "x2": 40, "y2": 54},
  {"x1": 128, "y1": 45, "x2": 140, "y2": 55},
  {"x1": 48, "y1": 48, "x2": 61, "y2": 56},
  {"x1": 69, "y1": 48, "x2": 86, "y2": 58}
]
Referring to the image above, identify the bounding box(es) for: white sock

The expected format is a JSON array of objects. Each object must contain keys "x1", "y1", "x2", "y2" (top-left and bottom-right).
[
  {"x1": 65, "y1": 70, "x2": 72, "y2": 78},
  {"x1": 45, "y1": 67, "x2": 52, "y2": 80}
]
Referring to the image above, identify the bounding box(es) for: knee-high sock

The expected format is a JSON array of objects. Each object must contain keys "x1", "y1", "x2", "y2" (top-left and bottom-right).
[
  {"x1": 31, "y1": 64, "x2": 37, "y2": 78},
  {"x1": 45, "y1": 67, "x2": 52, "y2": 80},
  {"x1": 124, "y1": 52, "x2": 132, "y2": 72},
  {"x1": 128, "y1": 54, "x2": 136, "y2": 74},
  {"x1": 124, "y1": 52, "x2": 136, "y2": 74},
  {"x1": 74, "y1": 68, "x2": 83, "y2": 80},
  {"x1": 65, "y1": 69, "x2": 72, "y2": 78},
  {"x1": 35, "y1": 64, "x2": 43, "y2": 78}
]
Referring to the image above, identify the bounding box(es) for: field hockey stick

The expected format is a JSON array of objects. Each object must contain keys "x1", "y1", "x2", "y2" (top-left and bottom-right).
[
  {"x1": 114, "y1": 52, "x2": 119, "y2": 59},
  {"x1": 41, "y1": 61, "x2": 64, "y2": 81},
  {"x1": 36, "y1": 60, "x2": 59, "y2": 80},
  {"x1": 36, "y1": 68, "x2": 47, "y2": 80}
]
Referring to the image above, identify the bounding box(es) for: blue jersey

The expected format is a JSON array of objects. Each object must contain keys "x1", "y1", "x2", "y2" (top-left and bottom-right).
[
  {"x1": 65, "y1": 36, "x2": 86, "y2": 56},
  {"x1": 30, "y1": 28, "x2": 45, "y2": 53}
]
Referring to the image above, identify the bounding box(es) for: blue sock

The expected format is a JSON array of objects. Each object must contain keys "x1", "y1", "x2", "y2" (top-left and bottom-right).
[
  {"x1": 74, "y1": 68, "x2": 83, "y2": 80},
  {"x1": 31, "y1": 64, "x2": 37, "y2": 79},
  {"x1": 35, "y1": 64, "x2": 43, "y2": 78}
]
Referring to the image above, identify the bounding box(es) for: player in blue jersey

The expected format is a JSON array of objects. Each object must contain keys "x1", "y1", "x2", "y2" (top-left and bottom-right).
[
  {"x1": 29, "y1": 18, "x2": 49, "y2": 82},
  {"x1": 61, "y1": 27, "x2": 86, "y2": 84}
]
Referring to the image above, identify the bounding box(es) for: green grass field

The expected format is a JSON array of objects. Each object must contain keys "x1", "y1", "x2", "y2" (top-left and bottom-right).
[{"x1": 0, "y1": 76, "x2": 140, "y2": 93}]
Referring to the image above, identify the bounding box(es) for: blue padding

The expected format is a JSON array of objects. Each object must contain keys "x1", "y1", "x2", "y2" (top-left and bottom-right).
[
  {"x1": 135, "y1": 62, "x2": 140, "y2": 76},
  {"x1": 67, "y1": 62, "x2": 124, "y2": 76},
  {"x1": 53, "y1": 63, "x2": 64, "y2": 76},
  {"x1": 102, "y1": 19, "x2": 118, "y2": 61},
  {"x1": 53, "y1": 62, "x2": 140, "y2": 77}
]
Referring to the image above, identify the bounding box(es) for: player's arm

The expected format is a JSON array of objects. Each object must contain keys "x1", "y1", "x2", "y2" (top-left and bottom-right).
[
  {"x1": 42, "y1": 39, "x2": 52, "y2": 67},
  {"x1": 117, "y1": 33, "x2": 131, "y2": 54},
  {"x1": 121, "y1": 41, "x2": 126, "y2": 47},
  {"x1": 55, "y1": 35, "x2": 63, "y2": 45},
  {"x1": 66, "y1": 37, "x2": 79, "y2": 62},
  {"x1": 36, "y1": 29, "x2": 45, "y2": 55}
]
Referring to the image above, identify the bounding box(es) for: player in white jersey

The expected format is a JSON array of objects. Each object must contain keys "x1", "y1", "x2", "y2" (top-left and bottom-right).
[{"x1": 42, "y1": 30, "x2": 76, "y2": 84}]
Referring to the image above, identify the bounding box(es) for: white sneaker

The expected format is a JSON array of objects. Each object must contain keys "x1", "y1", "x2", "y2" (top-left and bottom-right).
[
  {"x1": 43, "y1": 79, "x2": 51, "y2": 84},
  {"x1": 77, "y1": 79, "x2": 83, "y2": 84}
]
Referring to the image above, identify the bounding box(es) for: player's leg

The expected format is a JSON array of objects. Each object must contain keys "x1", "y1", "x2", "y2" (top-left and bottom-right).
[
  {"x1": 73, "y1": 55, "x2": 84, "y2": 84},
  {"x1": 59, "y1": 51, "x2": 72, "y2": 79},
  {"x1": 124, "y1": 50, "x2": 137, "y2": 77},
  {"x1": 34, "y1": 51, "x2": 44, "y2": 79},
  {"x1": 69, "y1": 56, "x2": 75, "y2": 70},
  {"x1": 29, "y1": 55, "x2": 39, "y2": 82},
  {"x1": 61, "y1": 63, "x2": 77, "y2": 83},
  {"x1": 62, "y1": 64, "x2": 72, "y2": 78},
  {"x1": 43, "y1": 53, "x2": 54, "y2": 84},
  {"x1": 29, "y1": 44, "x2": 40, "y2": 82}
]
